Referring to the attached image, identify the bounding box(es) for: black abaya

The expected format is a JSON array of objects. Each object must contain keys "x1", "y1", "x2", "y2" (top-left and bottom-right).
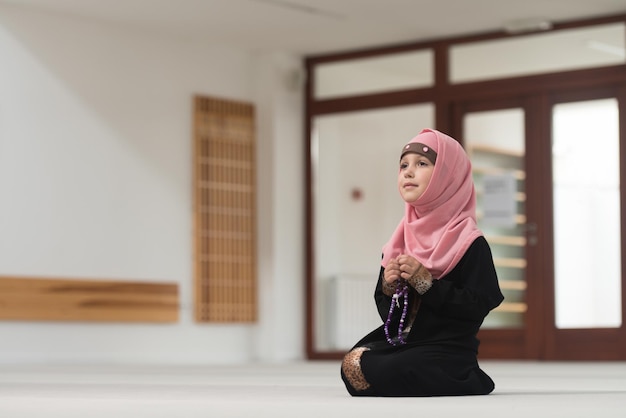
[{"x1": 341, "y1": 236, "x2": 504, "y2": 397}]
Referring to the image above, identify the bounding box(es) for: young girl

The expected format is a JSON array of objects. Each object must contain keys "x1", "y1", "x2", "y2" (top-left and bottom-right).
[{"x1": 341, "y1": 129, "x2": 504, "y2": 397}]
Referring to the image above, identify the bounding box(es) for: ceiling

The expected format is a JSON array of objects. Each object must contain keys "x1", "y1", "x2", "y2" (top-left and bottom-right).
[{"x1": 1, "y1": 0, "x2": 625, "y2": 55}]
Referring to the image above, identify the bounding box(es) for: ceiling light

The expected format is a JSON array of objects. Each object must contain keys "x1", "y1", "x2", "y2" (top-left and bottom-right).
[
  {"x1": 504, "y1": 18, "x2": 552, "y2": 34},
  {"x1": 586, "y1": 40, "x2": 626, "y2": 58}
]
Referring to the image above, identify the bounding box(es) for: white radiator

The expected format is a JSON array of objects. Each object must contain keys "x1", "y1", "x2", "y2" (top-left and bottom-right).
[{"x1": 327, "y1": 275, "x2": 382, "y2": 350}]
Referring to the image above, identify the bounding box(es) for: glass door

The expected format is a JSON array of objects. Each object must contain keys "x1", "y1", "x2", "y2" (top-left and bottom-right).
[
  {"x1": 553, "y1": 98, "x2": 621, "y2": 330},
  {"x1": 460, "y1": 103, "x2": 534, "y2": 358},
  {"x1": 546, "y1": 94, "x2": 625, "y2": 359},
  {"x1": 457, "y1": 91, "x2": 626, "y2": 360},
  {"x1": 464, "y1": 109, "x2": 527, "y2": 329}
]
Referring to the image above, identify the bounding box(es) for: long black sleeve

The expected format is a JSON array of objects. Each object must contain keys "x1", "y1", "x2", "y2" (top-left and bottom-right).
[
  {"x1": 374, "y1": 267, "x2": 394, "y2": 323},
  {"x1": 420, "y1": 236, "x2": 503, "y2": 321}
]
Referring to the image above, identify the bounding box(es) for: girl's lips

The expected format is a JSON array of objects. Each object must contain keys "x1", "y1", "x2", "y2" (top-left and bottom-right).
[{"x1": 403, "y1": 183, "x2": 417, "y2": 188}]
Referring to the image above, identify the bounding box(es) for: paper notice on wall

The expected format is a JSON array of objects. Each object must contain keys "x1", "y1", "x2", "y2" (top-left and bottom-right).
[{"x1": 482, "y1": 173, "x2": 517, "y2": 228}]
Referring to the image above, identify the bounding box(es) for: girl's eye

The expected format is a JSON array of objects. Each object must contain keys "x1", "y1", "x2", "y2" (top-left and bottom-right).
[{"x1": 400, "y1": 163, "x2": 408, "y2": 169}]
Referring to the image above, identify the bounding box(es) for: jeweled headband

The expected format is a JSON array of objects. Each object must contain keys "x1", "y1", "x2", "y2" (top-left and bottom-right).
[{"x1": 400, "y1": 142, "x2": 437, "y2": 164}]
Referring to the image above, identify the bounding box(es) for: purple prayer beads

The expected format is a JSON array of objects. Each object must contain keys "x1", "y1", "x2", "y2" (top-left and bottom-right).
[{"x1": 384, "y1": 280, "x2": 409, "y2": 346}]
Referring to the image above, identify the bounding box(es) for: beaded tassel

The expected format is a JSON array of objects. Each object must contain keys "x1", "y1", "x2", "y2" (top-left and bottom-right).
[{"x1": 384, "y1": 280, "x2": 409, "y2": 346}]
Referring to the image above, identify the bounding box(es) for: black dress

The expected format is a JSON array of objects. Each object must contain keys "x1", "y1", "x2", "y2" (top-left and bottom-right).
[{"x1": 341, "y1": 236, "x2": 504, "y2": 397}]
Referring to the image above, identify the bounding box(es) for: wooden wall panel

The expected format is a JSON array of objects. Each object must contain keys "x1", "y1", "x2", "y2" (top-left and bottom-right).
[
  {"x1": 0, "y1": 276, "x2": 179, "y2": 322},
  {"x1": 193, "y1": 96, "x2": 257, "y2": 323}
]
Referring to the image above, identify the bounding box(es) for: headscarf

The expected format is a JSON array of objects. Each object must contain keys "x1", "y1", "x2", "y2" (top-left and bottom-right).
[{"x1": 381, "y1": 129, "x2": 482, "y2": 279}]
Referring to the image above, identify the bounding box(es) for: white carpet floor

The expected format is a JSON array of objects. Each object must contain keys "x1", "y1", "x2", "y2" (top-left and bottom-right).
[{"x1": 1, "y1": 361, "x2": 625, "y2": 418}]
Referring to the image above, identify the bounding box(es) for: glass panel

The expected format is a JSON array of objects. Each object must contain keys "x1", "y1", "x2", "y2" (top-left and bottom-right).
[
  {"x1": 314, "y1": 49, "x2": 433, "y2": 100},
  {"x1": 312, "y1": 103, "x2": 434, "y2": 351},
  {"x1": 464, "y1": 109, "x2": 526, "y2": 329},
  {"x1": 552, "y1": 99, "x2": 622, "y2": 329},
  {"x1": 451, "y1": 22, "x2": 625, "y2": 83}
]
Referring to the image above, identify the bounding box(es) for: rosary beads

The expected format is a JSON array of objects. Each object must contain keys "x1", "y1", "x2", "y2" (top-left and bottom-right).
[{"x1": 384, "y1": 280, "x2": 409, "y2": 346}]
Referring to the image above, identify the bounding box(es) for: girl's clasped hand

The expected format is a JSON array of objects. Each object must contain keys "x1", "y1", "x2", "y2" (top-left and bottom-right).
[{"x1": 383, "y1": 255, "x2": 425, "y2": 284}]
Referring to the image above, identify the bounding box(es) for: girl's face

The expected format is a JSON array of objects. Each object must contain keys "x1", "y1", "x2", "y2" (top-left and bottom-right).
[{"x1": 397, "y1": 153, "x2": 435, "y2": 204}]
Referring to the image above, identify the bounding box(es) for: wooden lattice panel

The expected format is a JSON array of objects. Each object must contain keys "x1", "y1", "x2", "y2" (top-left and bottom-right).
[{"x1": 193, "y1": 96, "x2": 257, "y2": 322}]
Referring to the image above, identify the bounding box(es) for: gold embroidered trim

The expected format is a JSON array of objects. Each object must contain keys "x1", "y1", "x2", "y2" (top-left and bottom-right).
[{"x1": 341, "y1": 347, "x2": 371, "y2": 391}]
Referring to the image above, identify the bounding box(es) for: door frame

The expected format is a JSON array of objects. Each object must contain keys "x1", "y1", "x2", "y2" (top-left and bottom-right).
[{"x1": 304, "y1": 13, "x2": 626, "y2": 360}]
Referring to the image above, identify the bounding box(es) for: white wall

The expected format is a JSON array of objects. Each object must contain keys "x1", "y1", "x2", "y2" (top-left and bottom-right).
[{"x1": 0, "y1": 5, "x2": 303, "y2": 364}]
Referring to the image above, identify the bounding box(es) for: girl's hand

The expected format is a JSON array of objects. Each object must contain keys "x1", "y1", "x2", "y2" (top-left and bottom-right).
[
  {"x1": 383, "y1": 258, "x2": 401, "y2": 284},
  {"x1": 396, "y1": 254, "x2": 423, "y2": 280}
]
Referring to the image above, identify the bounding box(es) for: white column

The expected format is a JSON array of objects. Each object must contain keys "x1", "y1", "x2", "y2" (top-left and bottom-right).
[{"x1": 253, "y1": 52, "x2": 305, "y2": 362}]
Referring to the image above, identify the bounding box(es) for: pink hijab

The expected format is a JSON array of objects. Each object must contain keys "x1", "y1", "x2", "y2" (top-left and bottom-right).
[{"x1": 381, "y1": 129, "x2": 482, "y2": 279}]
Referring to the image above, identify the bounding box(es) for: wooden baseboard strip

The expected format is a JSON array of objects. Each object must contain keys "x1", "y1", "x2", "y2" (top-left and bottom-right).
[{"x1": 0, "y1": 276, "x2": 179, "y2": 323}]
